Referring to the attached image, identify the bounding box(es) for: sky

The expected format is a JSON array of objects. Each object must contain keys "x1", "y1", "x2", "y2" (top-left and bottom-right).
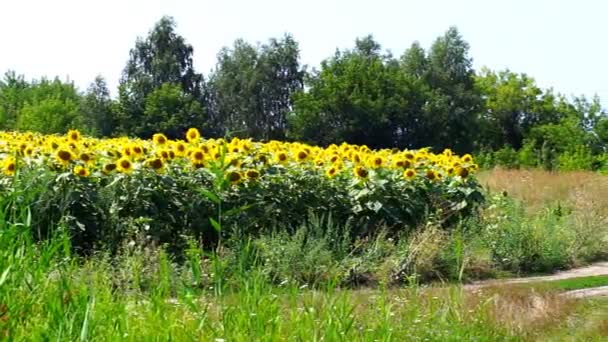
[{"x1": 0, "y1": 0, "x2": 606, "y2": 107}]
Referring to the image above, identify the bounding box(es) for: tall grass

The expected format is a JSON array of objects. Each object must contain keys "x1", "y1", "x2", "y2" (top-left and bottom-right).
[{"x1": 2, "y1": 169, "x2": 608, "y2": 339}]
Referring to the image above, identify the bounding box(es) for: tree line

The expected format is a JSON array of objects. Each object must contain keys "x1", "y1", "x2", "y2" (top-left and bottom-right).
[{"x1": 1, "y1": 16, "x2": 607, "y2": 170}]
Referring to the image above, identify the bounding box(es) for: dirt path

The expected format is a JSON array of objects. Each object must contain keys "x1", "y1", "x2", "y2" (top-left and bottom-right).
[{"x1": 466, "y1": 261, "x2": 608, "y2": 298}]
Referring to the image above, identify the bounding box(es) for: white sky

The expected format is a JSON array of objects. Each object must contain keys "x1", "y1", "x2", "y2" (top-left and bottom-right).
[{"x1": 0, "y1": 0, "x2": 606, "y2": 107}]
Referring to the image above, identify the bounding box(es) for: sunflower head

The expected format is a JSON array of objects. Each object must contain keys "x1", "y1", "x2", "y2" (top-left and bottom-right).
[
  {"x1": 245, "y1": 169, "x2": 260, "y2": 180},
  {"x1": 73, "y1": 165, "x2": 90, "y2": 177},
  {"x1": 79, "y1": 152, "x2": 94, "y2": 164},
  {"x1": 296, "y1": 149, "x2": 309, "y2": 161},
  {"x1": 190, "y1": 149, "x2": 205, "y2": 164},
  {"x1": 153, "y1": 133, "x2": 168, "y2": 145},
  {"x1": 117, "y1": 158, "x2": 133, "y2": 173},
  {"x1": 103, "y1": 163, "x2": 117, "y2": 174},
  {"x1": 461, "y1": 154, "x2": 473, "y2": 164},
  {"x1": 56, "y1": 149, "x2": 74, "y2": 164},
  {"x1": 354, "y1": 166, "x2": 369, "y2": 179},
  {"x1": 2, "y1": 157, "x2": 16, "y2": 176},
  {"x1": 67, "y1": 129, "x2": 81, "y2": 142},
  {"x1": 226, "y1": 171, "x2": 242, "y2": 184},
  {"x1": 370, "y1": 156, "x2": 384, "y2": 168},
  {"x1": 425, "y1": 169, "x2": 438, "y2": 181},
  {"x1": 457, "y1": 167, "x2": 470, "y2": 178},
  {"x1": 276, "y1": 151, "x2": 288, "y2": 164},
  {"x1": 325, "y1": 166, "x2": 338, "y2": 178},
  {"x1": 130, "y1": 144, "x2": 143, "y2": 156},
  {"x1": 174, "y1": 141, "x2": 187, "y2": 156},
  {"x1": 404, "y1": 168, "x2": 416, "y2": 179},
  {"x1": 146, "y1": 158, "x2": 164, "y2": 171},
  {"x1": 186, "y1": 128, "x2": 201, "y2": 143}
]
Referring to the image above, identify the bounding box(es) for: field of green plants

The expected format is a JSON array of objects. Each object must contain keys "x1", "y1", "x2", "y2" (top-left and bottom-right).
[{"x1": 2, "y1": 130, "x2": 608, "y2": 340}]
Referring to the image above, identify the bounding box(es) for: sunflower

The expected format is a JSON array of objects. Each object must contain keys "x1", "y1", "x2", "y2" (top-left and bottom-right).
[
  {"x1": 369, "y1": 156, "x2": 384, "y2": 169},
  {"x1": 73, "y1": 165, "x2": 90, "y2": 177},
  {"x1": 146, "y1": 157, "x2": 164, "y2": 171},
  {"x1": 2, "y1": 157, "x2": 16, "y2": 176},
  {"x1": 325, "y1": 166, "x2": 338, "y2": 178},
  {"x1": 245, "y1": 169, "x2": 260, "y2": 180},
  {"x1": 275, "y1": 151, "x2": 288, "y2": 164},
  {"x1": 79, "y1": 152, "x2": 94, "y2": 164},
  {"x1": 130, "y1": 144, "x2": 144, "y2": 157},
  {"x1": 56, "y1": 148, "x2": 74, "y2": 164},
  {"x1": 257, "y1": 154, "x2": 269, "y2": 165},
  {"x1": 174, "y1": 141, "x2": 187, "y2": 156},
  {"x1": 67, "y1": 129, "x2": 81, "y2": 142},
  {"x1": 190, "y1": 148, "x2": 205, "y2": 164},
  {"x1": 457, "y1": 167, "x2": 470, "y2": 178},
  {"x1": 296, "y1": 149, "x2": 309, "y2": 162},
  {"x1": 103, "y1": 163, "x2": 117, "y2": 174},
  {"x1": 153, "y1": 133, "x2": 168, "y2": 145},
  {"x1": 425, "y1": 169, "x2": 438, "y2": 181},
  {"x1": 186, "y1": 128, "x2": 201, "y2": 143},
  {"x1": 403, "y1": 168, "x2": 416, "y2": 179},
  {"x1": 117, "y1": 157, "x2": 133, "y2": 173},
  {"x1": 354, "y1": 166, "x2": 369, "y2": 179},
  {"x1": 158, "y1": 149, "x2": 171, "y2": 160},
  {"x1": 226, "y1": 171, "x2": 242, "y2": 184},
  {"x1": 461, "y1": 154, "x2": 473, "y2": 163}
]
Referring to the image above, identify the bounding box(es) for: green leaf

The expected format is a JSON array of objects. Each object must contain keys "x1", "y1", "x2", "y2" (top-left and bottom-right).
[
  {"x1": 209, "y1": 218, "x2": 221, "y2": 232},
  {"x1": 450, "y1": 200, "x2": 468, "y2": 211},
  {"x1": 223, "y1": 204, "x2": 253, "y2": 217},
  {"x1": 199, "y1": 188, "x2": 220, "y2": 204},
  {"x1": 0, "y1": 266, "x2": 11, "y2": 287}
]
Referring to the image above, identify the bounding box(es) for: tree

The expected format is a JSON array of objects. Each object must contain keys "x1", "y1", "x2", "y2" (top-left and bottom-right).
[
  {"x1": 15, "y1": 78, "x2": 81, "y2": 134},
  {"x1": 0, "y1": 71, "x2": 30, "y2": 129},
  {"x1": 79, "y1": 76, "x2": 115, "y2": 137},
  {"x1": 142, "y1": 83, "x2": 205, "y2": 138},
  {"x1": 117, "y1": 16, "x2": 206, "y2": 138},
  {"x1": 475, "y1": 69, "x2": 549, "y2": 149},
  {"x1": 209, "y1": 34, "x2": 304, "y2": 140},
  {"x1": 424, "y1": 27, "x2": 482, "y2": 153},
  {"x1": 396, "y1": 42, "x2": 432, "y2": 148},
  {"x1": 289, "y1": 35, "x2": 410, "y2": 148}
]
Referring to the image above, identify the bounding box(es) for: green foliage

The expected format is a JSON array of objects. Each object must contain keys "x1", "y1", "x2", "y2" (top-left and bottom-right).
[
  {"x1": 558, "y1": 146, "x2": 595, "y2": 171},
  {"x1": 79, "y1": 76, "x2": 116, "y2": 137},
  {"x1": 209, "y1": 35, "x2": 304, "y2": 140},
  {"x1": 289, "y1": 35, "x2": 410, "y2": 148},
  {"x1": 492, "y1": 146, "x2": 519, "y2": 168},
  {"x1": 117, "y1": 16, "x2": 206, "y2": 138},
  {"x1": 0, "y1": 159, "x2": 484, "y2": 257},
  {"x1": 6, "y1": 78, "x2": 82, "y2": 134},
  {"x1": 141, "y1": 82, "x2": 205, "y2": 138},
  {"x1": 469, "y1": 194, "x2": 602, "y2": 274}
]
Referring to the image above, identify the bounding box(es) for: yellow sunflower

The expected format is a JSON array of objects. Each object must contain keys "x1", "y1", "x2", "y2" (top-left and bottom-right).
[
  {"x1": 2, "y1": 157, "x2": 16, "y2": 176},
  {"x1": 73, "y1": 165, "x2": 90, "y2": 177},
  {"x1": 186, "y1": 128, "x2": 201, "y2": 143},
  {"x1": 353, "y1": 166, "x2": 369, "y2": 179},
  {"x1": 403, "y1": 168, "x2": 416, "y2": 179},
  {"x1": 117, "y1": 157, "x2": 133, "y2": 173}
]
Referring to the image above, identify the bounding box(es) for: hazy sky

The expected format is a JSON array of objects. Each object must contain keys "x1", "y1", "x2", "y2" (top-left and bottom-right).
[{"x1": 0, "y1": 0, "x2": 606, "y2": 107}]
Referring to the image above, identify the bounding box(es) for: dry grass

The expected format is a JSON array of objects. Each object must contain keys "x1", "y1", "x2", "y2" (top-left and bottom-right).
[
  {"x1": 477, "y1": 168, "x2": 608, "y2": 214},
  {"x1": 469, "y1": 285, "x2": 579, "y2": 338}
]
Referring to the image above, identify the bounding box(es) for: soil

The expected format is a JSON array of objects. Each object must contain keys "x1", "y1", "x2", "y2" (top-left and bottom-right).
[{"x1": 466, "y1": 261, "x2": 608, "y2": 298}]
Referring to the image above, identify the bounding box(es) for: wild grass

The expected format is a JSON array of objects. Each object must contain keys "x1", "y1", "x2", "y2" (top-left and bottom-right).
[{"x1": 2, "y1": 168, "x2": 608, "y2": 340}]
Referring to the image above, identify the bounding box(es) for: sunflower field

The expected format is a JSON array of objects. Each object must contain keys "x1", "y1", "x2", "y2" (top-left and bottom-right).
[{"x1": 0, "y1": 129, "x2": 483, "y2": 253}]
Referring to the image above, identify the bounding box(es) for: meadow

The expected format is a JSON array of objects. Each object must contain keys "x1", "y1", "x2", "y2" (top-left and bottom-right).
[{"x1": 1, "y1": 130, "x2": 608, "y2": 340}]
